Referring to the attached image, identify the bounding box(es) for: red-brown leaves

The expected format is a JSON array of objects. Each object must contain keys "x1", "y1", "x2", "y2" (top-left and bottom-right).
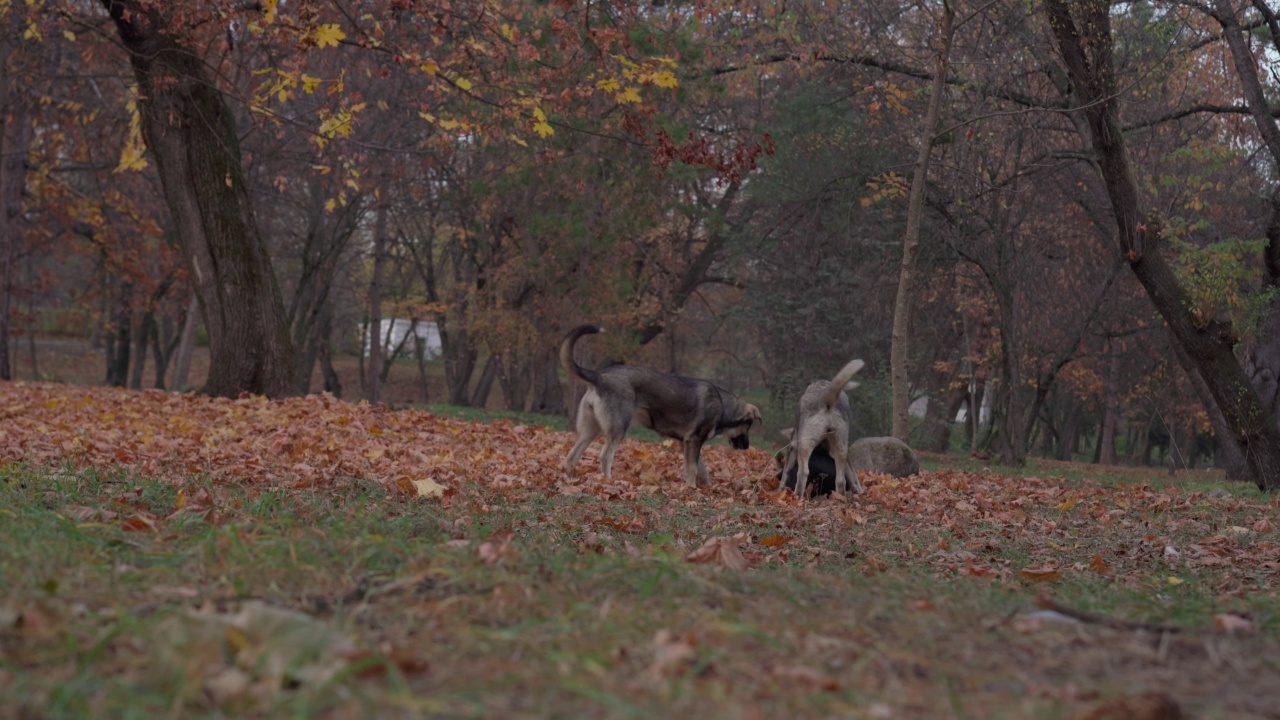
[{"x1": 4, "y1": 381, "x2": 1280, "y2": 598}]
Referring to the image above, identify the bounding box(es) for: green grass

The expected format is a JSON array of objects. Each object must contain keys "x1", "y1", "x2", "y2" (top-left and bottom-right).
[{"x1": 3, "y1": 461, "x2": 1278, "y2": 719}]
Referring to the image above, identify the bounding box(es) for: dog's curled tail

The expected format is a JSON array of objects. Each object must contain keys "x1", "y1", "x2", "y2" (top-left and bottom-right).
[
  {"x1": 821, "y1": 358, "x2": 866, "y2": 408},
  {"x1": 560, "y1": 324, "x2": 604, "y2": 386}
]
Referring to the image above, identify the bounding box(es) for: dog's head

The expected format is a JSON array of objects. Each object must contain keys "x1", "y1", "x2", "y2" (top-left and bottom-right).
[{"x1": 724, "y1": 403, "x2": 762, "y2": 450}]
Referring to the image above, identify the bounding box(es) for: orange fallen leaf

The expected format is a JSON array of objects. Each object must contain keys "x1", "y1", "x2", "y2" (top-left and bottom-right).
[
  {"x1": 122, "y1": 514, "x2": 158, "y2": 533},
  {"x1": 758, "y1": 533, "x2": 793, "y2": 547},
  {"x1": 1018, "y1": 565, "x2": 1062, "y2": 583},
  {"x1": 1088, "y1": 553, "x2": 1112, "y2": 574}
]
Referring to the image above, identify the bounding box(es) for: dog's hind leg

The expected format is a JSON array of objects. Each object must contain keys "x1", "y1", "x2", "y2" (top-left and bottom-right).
[
  {"x1": 777, "y1": 448, "x2": 797, "y2": 492},
  {"x1": 566, "y1": 400, "x2": 602, "y2": 474},
  {"x1": 793, "y1": 441, "x2": 815, "y2": 499},
  {"x1": 830, "y1": 437, "x2": 850, "y2": 495},
  {"x1": 599, "y1": 431, "x2": 626, "y2": 481}
]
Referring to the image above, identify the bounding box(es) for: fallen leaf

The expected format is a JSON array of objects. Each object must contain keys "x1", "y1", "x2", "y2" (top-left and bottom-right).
[
  {"x1": 1211, "y1": 613, "x2": 1256, "y2": 634},
  {"x1": 685, "y1": 534, "x2": 750, "y2": 570},
  {"x1": 477, "y1": 529, "x2": 515, "y2": 565},
  {"x1": 1088, "y1": 553, "x2": 1112, "y2": 574},
  {"x1": 646, "y1": 629, "x2": 697, "y2": 680},
  {"x1": 1018, "y1": 565, "x2": 1062, "y2": 583},
  {"x1": 758, "y1": 533, "x2": 793, "y2": 547}
]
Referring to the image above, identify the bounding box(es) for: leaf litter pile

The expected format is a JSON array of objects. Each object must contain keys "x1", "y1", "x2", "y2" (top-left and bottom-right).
[{"x1": 2, "y1": 381, "x2": 1280, "y2": 718}]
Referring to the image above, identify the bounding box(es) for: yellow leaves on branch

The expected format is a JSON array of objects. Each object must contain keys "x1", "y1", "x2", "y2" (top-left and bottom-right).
[
  {"x1": 315, "y1": 102, "x2": 365, "y2": 148},
  {"x1": 312, "y1": 23, "x2": 346, "y2": 49},
  {"x1": 115, "y1": 91, "x2": 148, "y2": 173},
  {"x1": 861, "y1": 171, "x2": 908, "y2": 206}
]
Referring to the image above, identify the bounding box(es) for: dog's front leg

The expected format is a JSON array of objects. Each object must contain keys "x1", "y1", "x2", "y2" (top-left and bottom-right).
[{"x1": 682, "y1": 438, "x2": 705, "y2": 487}]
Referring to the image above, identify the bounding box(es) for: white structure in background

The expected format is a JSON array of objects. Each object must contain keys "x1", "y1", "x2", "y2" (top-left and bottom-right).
[{"x1": 362, "y1": 319, "x2": 442, "y2": 360}]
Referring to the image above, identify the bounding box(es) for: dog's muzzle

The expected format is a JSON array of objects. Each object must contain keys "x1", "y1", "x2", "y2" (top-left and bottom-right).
[{"x1": 730, "y1": 434, "x2": 750, "y2": 450}]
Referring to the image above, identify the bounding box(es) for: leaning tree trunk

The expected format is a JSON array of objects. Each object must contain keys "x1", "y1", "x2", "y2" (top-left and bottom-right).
[
  {"x1": 102, "y1": 1, "x2": 297, "y2": 399},
  {"x1": 1046, "y1": 0, "x2": 1280, "y2": 490},
  {"x1": 891, "y1": 0, "x2": 954, "y2": 442}
]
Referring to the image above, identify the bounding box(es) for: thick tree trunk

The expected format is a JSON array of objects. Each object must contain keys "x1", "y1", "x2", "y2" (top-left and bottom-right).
[
  {"x1": 1046, "y1": 0, "x2": 1280, "y2": 490},
  {"x1": 892, "y1": 0, "x2": 954, "y2": 442},
  {"x1": 102, "y1": 1, "x2": 297, "y2": 399}
]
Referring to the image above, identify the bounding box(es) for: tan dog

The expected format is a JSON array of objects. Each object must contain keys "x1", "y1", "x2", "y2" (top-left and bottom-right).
[
  {"x1": 778, "y1": 359, "x2": 864, "y2": 498},
  {"x1": 561, "y1": 325, "x2": 761, "y2": 486}
]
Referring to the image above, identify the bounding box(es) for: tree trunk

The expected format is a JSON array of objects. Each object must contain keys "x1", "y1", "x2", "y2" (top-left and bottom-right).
[
  {"x1": 102, "y1": 0, "x2": 298, "y2": 399},
  {"x1": 528, "y1": 348, "x2": 566, "y2": 415},
  {"x1": 366, "y1": 201, "x2": 388, "y2": 403},
  {"x1": 891, "y1": 0, "x2": 954, "y2": 442},
  {"x1": 129, "y1": 312, "x2": 150, "y2": 390},
  {"x1": 1045, "y1": 0, "x2": 1280, "y2": 490},
  {"x1": 1098, "y1": 341, "x2": 1119, "y2": 465},
  {"x1": 1172, "y1": 340, "x2": 1249, "y2": 480},
  {"x1": 0, "y1": 62, "x2": 33, "y2": 383},
  {"x1": 316, "y1": 304, "x2": 342, "y2": 397},
  {"x1": 470, "y1": 354, "x2": 500, "y2": 409},
  {"x1": 172, "y1": 293, "x2": 199, "y2": 392},
  {"x1": 105, "y1": 279, "x2": 133, "y2": 387}
]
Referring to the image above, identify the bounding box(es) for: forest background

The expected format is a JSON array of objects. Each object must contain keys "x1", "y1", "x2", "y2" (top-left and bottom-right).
[{"x1": 6, "y1": 0, "x2": 1280, "y2": 484}]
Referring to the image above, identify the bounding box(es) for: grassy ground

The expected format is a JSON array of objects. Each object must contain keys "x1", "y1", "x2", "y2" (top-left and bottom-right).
[
  {"x1": 3, "y1": 452, "x2": 1278, "y2": 719},
  {"x1": 2, "y1": 348, "x2": 1278, "y2": 718}
]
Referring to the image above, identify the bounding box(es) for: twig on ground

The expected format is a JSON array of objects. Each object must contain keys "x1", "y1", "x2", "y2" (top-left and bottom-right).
[{"x1": 1033, "y1": 595, "x2": 1186, "y2": 634}]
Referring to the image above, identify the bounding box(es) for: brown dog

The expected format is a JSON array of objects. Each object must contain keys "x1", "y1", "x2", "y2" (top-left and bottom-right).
[{"x1": 561, "y1": 325, "x2": 761, "y2": 486}]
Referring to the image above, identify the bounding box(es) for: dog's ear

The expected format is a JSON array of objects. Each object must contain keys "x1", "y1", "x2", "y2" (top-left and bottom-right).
[
  {"x1": 745, "y1": 403, "x2": 762, "y2": 425},
  {"x1": 779, "y1": 427, "x2": 794, "y2": 441}
]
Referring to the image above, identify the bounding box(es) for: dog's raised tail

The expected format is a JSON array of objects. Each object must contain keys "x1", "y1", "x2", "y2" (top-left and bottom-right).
[
  {"x1": 560, "y1": 324, "x2": 604, "y2": 385},
  {"x1": 821, "y1": 358, "x2": 865, "y2": 408}
]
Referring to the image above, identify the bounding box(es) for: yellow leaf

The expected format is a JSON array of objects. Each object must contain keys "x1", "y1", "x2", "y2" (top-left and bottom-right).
[
  {"x1": 63, "y1": 29, "x2": 75, "y2": 42},
  {"x1": 617, "y1": 86, "x2": 642, "y2": 104},
  {"x1": 649, "y1": 69, "x2": 678, "y2": 89},
  {"x1": 455, "y1": 77, "x2": 473, "y2": 91},
  {"x1": 1166, "y1": 576, "x2": 1184, "y2": 586},
  {"x1": 324, "y1": 198, "x2": 336, "y2": 212},
  {"x1": 175, "y1": 490, "x2": 188, "y2": 510},
  {"x1": 421, "y1": 60, "x2": 438, "y2": 75},
  {"x1": 532, "y1": 121, "x2": 554, "y2": 138},
  {"x1": 301, "y1": 74, "x2": 321, "y2": 94},
  {"x1": 533, "y1": 107, "x2": 547, "y2": 122},
  {"x1": 314, "y1": 23, "x2": 345, "y2": 49},
  {"x1": 23, "y1": 19, "x2": 41, "y2": 41},
  {"x1": 1058, "y1": 497, "x2": 1079, "y2": 510},
  {"x1": 596, "y1": 78, "x2": 621, "y2": 92},
  {"x1": 264, "y1": 0, "x2": 277, "y2": 23}
]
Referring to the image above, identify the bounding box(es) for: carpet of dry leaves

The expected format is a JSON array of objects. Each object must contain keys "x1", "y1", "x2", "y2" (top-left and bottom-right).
[
  {"x1": 3, "y1": 381, "x2": 1277, "y2": 589},
  {"x1": 4, "y1": 380, "x2": 1280, "y2": 718}
]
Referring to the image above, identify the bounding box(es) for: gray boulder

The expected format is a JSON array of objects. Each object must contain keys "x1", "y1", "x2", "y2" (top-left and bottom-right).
[{"x1": 849, "y1": 437, "x2": 920, "y2": 478}]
